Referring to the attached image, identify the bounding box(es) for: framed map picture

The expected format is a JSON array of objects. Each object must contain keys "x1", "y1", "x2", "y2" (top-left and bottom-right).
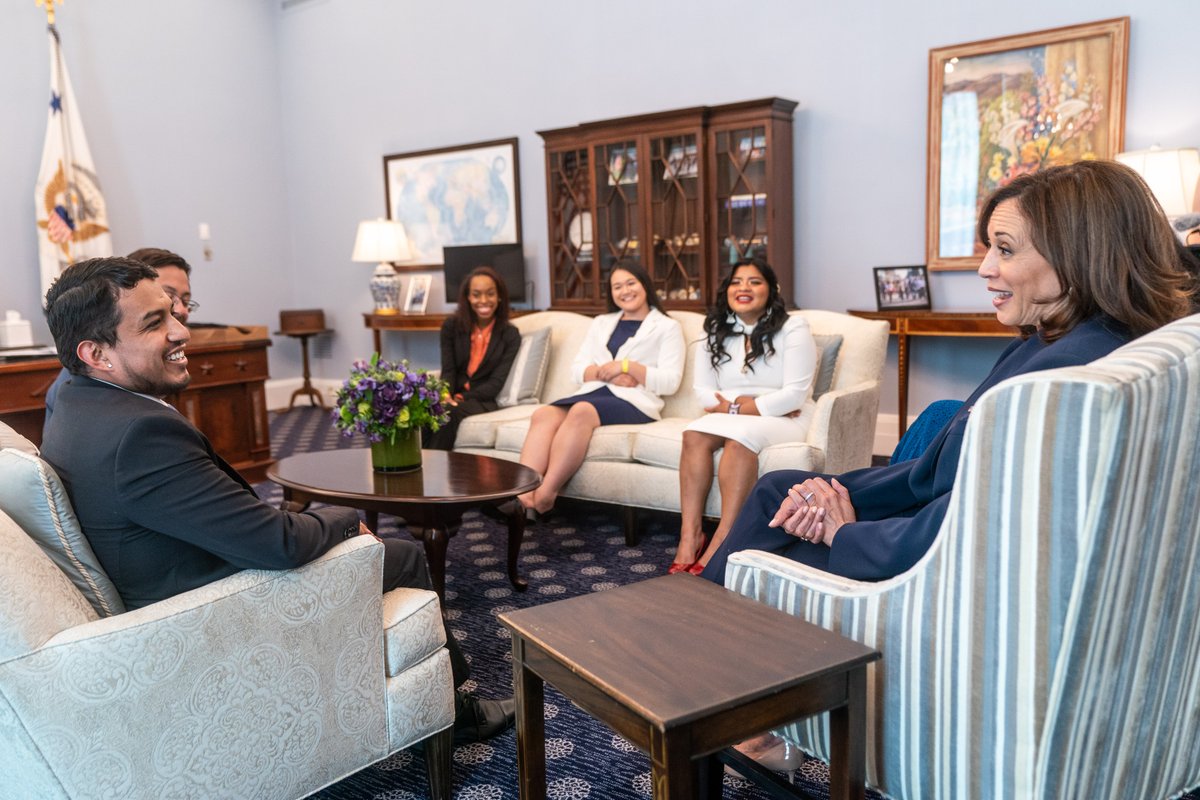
[
  {"x1": 926, "y1": 18, "x2": 1129, "y2": 271},
  {"x1": 383, "y1": 137, "x2": 523, "y2": 270}
]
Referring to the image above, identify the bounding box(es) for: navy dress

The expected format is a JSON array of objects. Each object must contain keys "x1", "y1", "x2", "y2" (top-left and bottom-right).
[
  {"x1": 701, "y1": 315, "x2": 1133, "y2": 583},
  {"x1": 552, "y1": 319, "x2": 653, "y2": 425}
]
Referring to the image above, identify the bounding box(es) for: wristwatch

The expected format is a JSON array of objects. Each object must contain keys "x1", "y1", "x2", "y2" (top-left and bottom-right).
[{"x1": 728, "y1": 402, "x2": 741, "y2": 415}]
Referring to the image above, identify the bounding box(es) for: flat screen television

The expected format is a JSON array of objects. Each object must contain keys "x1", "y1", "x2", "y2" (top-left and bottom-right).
[{"x1": 442, "y1": 244, "x2": 526, "y2": 304}]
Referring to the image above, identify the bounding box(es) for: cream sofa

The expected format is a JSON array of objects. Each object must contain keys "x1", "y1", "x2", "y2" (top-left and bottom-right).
[
  {"x1": 456, "y1": 309, "x2": 889, "y2": 540},
  {"x1": 0, "y1": 422, "x2": 455, "y2": 800}
]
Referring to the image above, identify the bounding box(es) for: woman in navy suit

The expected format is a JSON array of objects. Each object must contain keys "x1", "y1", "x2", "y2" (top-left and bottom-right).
[
  {"x1": 699, "y1": 160, "x2": 1195, "y2": 584},
  {"x1": 424, "y1": 266, "x2": 521, "y2": 450}
]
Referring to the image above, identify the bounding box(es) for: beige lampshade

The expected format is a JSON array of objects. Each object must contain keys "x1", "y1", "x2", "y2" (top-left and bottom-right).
[
  {"x1": 351, "y1": 219, "x2": 412, "y2": 263},
  {"x1": 1115, "y1": 147, "x2": 1200, "y2": 217}
]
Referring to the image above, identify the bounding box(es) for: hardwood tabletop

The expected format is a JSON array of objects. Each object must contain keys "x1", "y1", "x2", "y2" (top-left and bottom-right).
[
  {"x1": 501, "y1": 573, "x2": 878, "y2": 728},
  {"x1": 267, "y1": 448, "x2": 541, "y2": 505}
]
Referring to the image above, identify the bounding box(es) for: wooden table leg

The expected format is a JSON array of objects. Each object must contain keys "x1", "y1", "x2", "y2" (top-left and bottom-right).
[
  {"x1": 828, "y1": 666, "x2": 868, "y2": 800},
  {"x1": 505, "y1": 503, "x2": 528, "y2": 592},
  {"x1": 895, "y1": 326, "x2": 910, "y2": 440},
  {"x1": 512, "y1": 637, "x2": 546, "y2": 800},
  {"x1": 421, "y1": 525, "x2": 449, "y2": 601},
  {"x1": 364, "y1": 510, "x2": 379, "y2": 534},
  {"x1": 649, "y1": 728, "x2": 694, "y2": 800}
]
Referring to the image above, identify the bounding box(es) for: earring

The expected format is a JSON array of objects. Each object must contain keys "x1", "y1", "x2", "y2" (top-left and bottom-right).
[{"x1": 105, "y1": 361, "x2": 113, "y2": 369}]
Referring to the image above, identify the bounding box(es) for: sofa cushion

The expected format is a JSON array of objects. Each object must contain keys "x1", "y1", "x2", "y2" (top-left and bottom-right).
[
  {"x1": 811, "y1": 333, "x2": 843, "y2": 399},
  {"x1": 496, "y1": 326, "x2": 552, "y2": 407},
  {"x1": 0, "y1": 508, "x2": 99, "y2": 660},
  {"x1": 0, "y1": 449, "x2": 126, "y2": 617},
  {"x1": 493, "y1": 417, "x2": 639, "y2": 461},
  {"x1": 455, "y1": 405, "x2": 537, "y2": 449},
  {"x1": 0, "y1": 422, "x2": 39, "y2": 454},
  {"x1": 382, "y1": 587, "x2": 447, "y2": 678},
  {"x1": 630, "y1": 418, "x2": 691, "y2": 470}
]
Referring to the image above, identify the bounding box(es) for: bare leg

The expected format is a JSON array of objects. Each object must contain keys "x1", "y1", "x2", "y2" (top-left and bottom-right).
[
  {"x1": 675, "y1": 429, "x2": 724, "y2": 564},
  {"x1": 518, "y1": 405, "x2": 568, "y2": 507},
  {"x1": 696, "y1": 439, "x2": 760, "y2": 568},
  {"x1": 531, "y1": 402, "x2": 600, "y2": 513}
]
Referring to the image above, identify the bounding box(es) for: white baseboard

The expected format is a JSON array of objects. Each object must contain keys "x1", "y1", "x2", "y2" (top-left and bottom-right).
[
  {"x1": 266, "y1": 378, "x2": 341, "y2": 412},
  {"x1": 873, "y1": 414, "x2": 904, "y2": 458}
]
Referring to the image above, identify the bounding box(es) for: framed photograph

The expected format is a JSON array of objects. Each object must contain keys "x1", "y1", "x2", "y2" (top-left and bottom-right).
[
  {"x1": 874, "y1": 266, "x2": 931, "y2": 311},
  {"x1": 926, "y1": 18, "x2": 1129, "y2": 271},
  {"x1": 383, "y1": 137, "x2": 522, "y2": 270},
  {"x1": 403, "y1": 275, "x2": 431, "y2": 314}
]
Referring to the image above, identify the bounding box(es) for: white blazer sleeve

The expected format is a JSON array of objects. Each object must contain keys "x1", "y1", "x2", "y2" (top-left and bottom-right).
[
  {"x1": 753, "y1": 316, "x2": 817, "y2": 417},
  {"x1": 570, "y1": 315, "x2": 611, "y2": 385},
  {"x1": 642, "y1": 316, "x2": 685, "y2": 396},
  {"x1": 692, "y1": 337, "x2": 721, "y2": 409}
]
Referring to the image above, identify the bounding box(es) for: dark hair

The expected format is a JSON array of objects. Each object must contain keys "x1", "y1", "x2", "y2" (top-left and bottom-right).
[
  {"x1": 978, "y1": 160, "x2": 1194, "y2": 341},
  {"x1": 604, "y1": 261, "x2": 664, "y2": 314},
  {"x1": 703, "y1": 259, "x2": 788, "y2": 372},
  {"x1": 127, "y1": 247, "x2": 192, "y2": 275},
  {"x1": 453, "y1": 266, "x2": 511, "y2": 332},
  {"x1": 44, "y1": 257, "x2": 159, "y2": 375}
]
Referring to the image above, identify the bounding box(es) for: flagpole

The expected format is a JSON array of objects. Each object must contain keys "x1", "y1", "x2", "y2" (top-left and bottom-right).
[{"x1": 49, "y1": 25, "x2": 80, "y2": 262}]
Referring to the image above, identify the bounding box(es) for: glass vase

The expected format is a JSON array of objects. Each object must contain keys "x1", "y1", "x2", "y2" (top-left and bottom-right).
[{"x1": 370, "y1": 428, "x2": 422, "y2": 472}]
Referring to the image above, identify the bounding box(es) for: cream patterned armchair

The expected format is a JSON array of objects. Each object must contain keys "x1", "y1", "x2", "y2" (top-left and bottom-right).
[
  {"x1": 726, "y1": 314, "x2": 1200, "y2": 799},
  {"x1": 0, "y1": 423, "x2": 455, "y2": 800}
]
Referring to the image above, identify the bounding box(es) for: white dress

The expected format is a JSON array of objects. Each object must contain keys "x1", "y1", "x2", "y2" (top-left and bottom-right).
[{"x1": 684, "y1": 314, "x2": 817, "y2": 453}]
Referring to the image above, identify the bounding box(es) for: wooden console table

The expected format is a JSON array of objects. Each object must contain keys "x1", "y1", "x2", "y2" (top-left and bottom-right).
[
  {"x1": 0, "y1": 325, "x2": 274, "y2": 482},
  {"x1": 848, "y1": 310, "x2": 1015, "y2": 439},
  {"x1": 362, "y1": 312, "x2": 448, "y2": 356}
]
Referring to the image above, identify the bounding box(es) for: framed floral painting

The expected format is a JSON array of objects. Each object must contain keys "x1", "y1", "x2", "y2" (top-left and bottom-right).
[{"x1": 925, "y1": 18, "x2": 1129, "y2": 271}]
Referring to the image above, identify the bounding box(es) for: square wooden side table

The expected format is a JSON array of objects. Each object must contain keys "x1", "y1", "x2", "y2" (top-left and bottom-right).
[{"x1": 499, "y1": 574, "x2": 879, "y2": 800}]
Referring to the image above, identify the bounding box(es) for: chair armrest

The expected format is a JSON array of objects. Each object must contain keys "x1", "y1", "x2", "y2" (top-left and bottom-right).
[{"x1": 805, "y1": 380, "x2": 881, "y2": 473}]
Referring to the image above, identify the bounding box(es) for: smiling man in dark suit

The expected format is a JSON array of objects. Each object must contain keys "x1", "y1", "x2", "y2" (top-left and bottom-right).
[{"x1": 41, "y1": 256, "x2": 513, "y2": 743}]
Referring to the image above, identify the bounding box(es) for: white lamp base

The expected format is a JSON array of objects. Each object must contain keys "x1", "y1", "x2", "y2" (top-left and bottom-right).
[{"x1": 370, "y1": 262, "x2": 401, "y2": 314}]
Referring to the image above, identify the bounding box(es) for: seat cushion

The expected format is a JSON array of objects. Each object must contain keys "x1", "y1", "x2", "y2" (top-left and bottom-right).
[
  {"x1": 454, "y1": 405, "x2": 537, "y2": 449},
  {"x1": 493, "y1": 416, "x2": 639, "y2": 462},
  {"x1": 0, "y1": 449, "x2": 126, "y2": 617},
  {"x1": 496, "y1": 326, "x2": 552, "y2": 407},
  {"x1": 630, "y1": 418, "x2": 691, "y2": 469},
  {"x1": 0, "y1": 508, "x2": 98, "y2": 660},
  {"x1": 382, "y1": 587, "x2": 447, "y2": 678}
]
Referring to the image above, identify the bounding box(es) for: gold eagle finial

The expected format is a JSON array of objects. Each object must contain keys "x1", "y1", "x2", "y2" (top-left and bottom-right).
[{"x1": 37, "y1": 0, "x2": 61, "y2": 26}]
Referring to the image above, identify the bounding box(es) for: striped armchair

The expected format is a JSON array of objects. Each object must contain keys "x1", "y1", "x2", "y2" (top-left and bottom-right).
[{"x1": 726, "y1": 313, "x2": 1200, "y2": 800}]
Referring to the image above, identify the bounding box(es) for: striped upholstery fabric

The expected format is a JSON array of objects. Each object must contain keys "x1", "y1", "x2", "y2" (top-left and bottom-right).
[{"x1": 726, "y1": 313, "x2": 1200, "y2": 800}]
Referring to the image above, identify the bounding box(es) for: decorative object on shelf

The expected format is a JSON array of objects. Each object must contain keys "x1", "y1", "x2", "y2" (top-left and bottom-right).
[
  {"x1": 403, "y1": 274, "x2": 432, "y2": 314},
  {"x1": 926, "y1": 17, "x2": 1129, "y2": 271},
  {"x1": 1115, "y1": 147, "x2": 1200, "y2": 240},
  {"x1": 873, "y1": 266, "x2": 931, "y2": 311},
  {"x1": 332, "y1": 354, "x2": 450, "y2": 472},
  {"x1": 383, "y1": 137, "x2": 522, "y2": 267},
  {"x1": 352, "y1": 219, "x2": 411, "y2": 314}
]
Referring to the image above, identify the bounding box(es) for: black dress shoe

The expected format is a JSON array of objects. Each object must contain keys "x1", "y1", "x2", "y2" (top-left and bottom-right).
[
  {"x1": 453, "y1": 694, "x2": 516, "y2": 744},
  {"x1": 479, "y1": 500, "x2": 520, "y2": 525}
]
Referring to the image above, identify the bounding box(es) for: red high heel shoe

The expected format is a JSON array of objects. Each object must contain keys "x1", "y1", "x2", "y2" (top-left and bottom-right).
[{"x1": 667, "y1": 536, "x2": 708, "y2": 574}]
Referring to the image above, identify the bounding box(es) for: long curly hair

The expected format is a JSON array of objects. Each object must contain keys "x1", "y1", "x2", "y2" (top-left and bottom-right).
[{"x1": 703, "y1": 259, "x2": 788, "y2": 372}]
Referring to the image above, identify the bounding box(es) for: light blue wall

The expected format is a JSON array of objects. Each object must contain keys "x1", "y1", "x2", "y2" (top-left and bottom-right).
[{"x1": 2, "y1": 0, "x2": 1195, "y2": 417}]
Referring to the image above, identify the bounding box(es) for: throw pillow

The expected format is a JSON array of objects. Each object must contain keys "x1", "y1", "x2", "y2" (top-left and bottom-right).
[
  {"x1": 0, "y1": 449, "x2": 126, "y2": 617},
  {"x1": 811, "y1": 334, "x2": 843, "y2": 399},
  {"x1": 496, "y1": 326, "x2": 552, "y2": 407}
]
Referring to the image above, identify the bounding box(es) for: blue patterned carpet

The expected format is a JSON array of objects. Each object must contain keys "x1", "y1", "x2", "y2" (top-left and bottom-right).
[{"x1": 260, "y1": 408, "x2": 1199, "y2": 800}]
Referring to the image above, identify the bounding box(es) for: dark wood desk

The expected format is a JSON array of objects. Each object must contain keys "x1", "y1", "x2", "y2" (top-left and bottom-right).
[
  {"x1": 848, "y1": 310, "x2": 1015, "y2": 439},
  {"x1": 0, "y1": 326, "x2": 274, "y2": 482},
  {"x1": 501, "y1": 574, "x2": 879, "y2": 800},
  {"x1": 267, "y1": 448, "x2": 541, "y2": 601}
]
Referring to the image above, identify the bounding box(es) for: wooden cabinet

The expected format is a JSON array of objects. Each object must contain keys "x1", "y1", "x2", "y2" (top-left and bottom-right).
[
  {"x1": 539, "y1": 97, "x2": 796, "y2": 313},
  {"x1": 0, "y1": 326, "x2": 274, "y2": 482}
]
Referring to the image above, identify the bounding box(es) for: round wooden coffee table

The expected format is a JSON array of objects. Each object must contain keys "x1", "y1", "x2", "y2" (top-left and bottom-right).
[{"x1": 267, "y1": 449, "x2": 541, "y2": 600}]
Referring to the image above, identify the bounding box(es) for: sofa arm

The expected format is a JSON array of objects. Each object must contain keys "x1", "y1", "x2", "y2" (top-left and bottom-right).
[
  {"x1": 805, "y1": 380, "x2": 881, "y2": 474},
  {"x1": 0, "y1": 536, "x2": 394, "y2": 799}
]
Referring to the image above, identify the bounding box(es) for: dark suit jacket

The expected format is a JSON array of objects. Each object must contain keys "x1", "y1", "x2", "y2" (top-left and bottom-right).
[
  {"x1": 439, "y1": 317, "x2": 521, "y2": 410},
  {"x1": 41, "y1": 376, "x2": 359, "y2": 609}
]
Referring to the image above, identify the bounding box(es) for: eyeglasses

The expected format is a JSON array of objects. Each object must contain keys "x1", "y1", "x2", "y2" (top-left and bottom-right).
[{"x1": 164, "y1": 290, "x2": 199, "y2": 314}]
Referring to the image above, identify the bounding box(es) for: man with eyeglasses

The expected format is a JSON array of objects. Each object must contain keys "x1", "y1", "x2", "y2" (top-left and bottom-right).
[{"x1": 43, "y1": 248, "x2": 196, "y2": 432}]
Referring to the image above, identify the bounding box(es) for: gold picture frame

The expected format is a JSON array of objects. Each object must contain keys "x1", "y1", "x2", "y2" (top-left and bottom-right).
[{"x1": 925, "y1": 18, "x2": 1129, "y2": 271}]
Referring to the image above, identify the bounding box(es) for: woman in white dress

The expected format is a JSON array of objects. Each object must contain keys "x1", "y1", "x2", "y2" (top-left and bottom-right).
[{"x1": 668, "y1": 260, "x2": 817, "y2": 573}]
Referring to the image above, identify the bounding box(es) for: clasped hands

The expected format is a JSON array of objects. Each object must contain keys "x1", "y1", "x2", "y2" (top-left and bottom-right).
[
  {"x1": 594, "y1": 359, "x2": 639, "y2": 387},
  {"x1": 767, "y1": 477, "x2": 857, "y2": 547}
]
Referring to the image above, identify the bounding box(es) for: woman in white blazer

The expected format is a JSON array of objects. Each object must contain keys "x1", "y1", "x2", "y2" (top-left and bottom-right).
[
  {"x1": 669, "y1": 260, "x2": 816, "y2": 574},
  {"x1": 516, "y1": 262, "x2": 685, "y2": 517}
]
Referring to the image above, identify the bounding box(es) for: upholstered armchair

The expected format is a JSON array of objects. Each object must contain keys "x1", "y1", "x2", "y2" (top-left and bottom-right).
[
  {"x1": 726, "y1": 314, "x2": 1200, "y2": 799},
  {"x1": 0, "y1": 423, "x2": 455, "y2": 799}
]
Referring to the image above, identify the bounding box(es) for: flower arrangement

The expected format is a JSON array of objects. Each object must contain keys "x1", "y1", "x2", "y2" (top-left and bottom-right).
[{"x1": 332, "y1": 354, "x2": 450, "y2": 444}]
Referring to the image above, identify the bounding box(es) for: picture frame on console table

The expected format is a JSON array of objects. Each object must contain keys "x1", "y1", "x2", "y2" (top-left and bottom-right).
[
  {"x1": 874, "y1": 265, "x2": 931, "y2": 311},
  {"x1": 925, "y1": 17, "x2": 1129, "y2": 271},
  {"x1": 383, "y1": 137, "x2": 523, "y2": 270},
  {"x1": 403, "y1": 275, "x2": 431, "y2": 314}
]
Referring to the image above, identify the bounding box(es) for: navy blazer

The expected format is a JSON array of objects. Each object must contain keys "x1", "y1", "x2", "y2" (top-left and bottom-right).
[
  {"x1": 439, "y1": 317, "x2": 521, "y2": 408},
  {"x1": 41, "y1": 376, "x2": 359, "y2": 609},
  {"x1": 703, "y1": 315, "x2": 1133, "y2": 582}
]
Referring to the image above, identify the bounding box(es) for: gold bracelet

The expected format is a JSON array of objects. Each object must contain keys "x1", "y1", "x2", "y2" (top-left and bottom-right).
[{"x1": 621, "y1": 358, "x2": 630, "y2": 373}]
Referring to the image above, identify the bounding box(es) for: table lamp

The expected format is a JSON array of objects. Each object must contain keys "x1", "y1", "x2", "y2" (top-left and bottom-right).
[
  {"x1": 1115, "y1": 146, "x2": 1200, "y2": 220},
  {"x1": 352, "y1": 219, "x2": 411, "y2": 314}
]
